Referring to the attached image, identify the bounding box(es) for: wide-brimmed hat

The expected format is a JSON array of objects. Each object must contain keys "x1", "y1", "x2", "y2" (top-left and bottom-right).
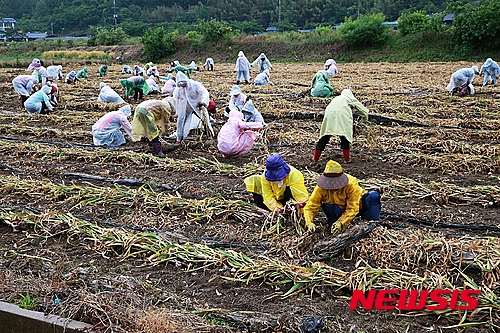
[
  {"x1": 265, "y1": 154, "x2": 291, "y2": 181},
  {"x1": 317, "y1": 160, "x2": 348, "y2": 190}
]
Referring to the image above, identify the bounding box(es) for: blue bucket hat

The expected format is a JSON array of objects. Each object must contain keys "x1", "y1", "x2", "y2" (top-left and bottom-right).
[{"x1": 265, "y1": 154, "x2": 291, "y2": 181}]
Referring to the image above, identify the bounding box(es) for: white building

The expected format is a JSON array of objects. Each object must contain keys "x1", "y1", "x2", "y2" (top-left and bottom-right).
[{"x1": 0, "y1": 18, "x2": 16, "y2": 31}]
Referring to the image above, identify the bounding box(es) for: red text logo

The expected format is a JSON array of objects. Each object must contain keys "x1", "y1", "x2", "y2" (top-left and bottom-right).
[{"x1": 349, "y1": 289, "x2": 480, "y2": 311}]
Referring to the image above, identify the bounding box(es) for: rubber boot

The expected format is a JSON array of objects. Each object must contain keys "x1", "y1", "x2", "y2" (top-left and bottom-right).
[
  {"x1": 343, "y1": 149, "x2": 351, "y2": 163},
  {"x1": 152, "y1": 142, "x2": 165, "y2": 158},
  {"x1": 312, "y1": 149, "x2": 322, "y2": 162},
  {"x1": 21, "y1": 95, "x2": 28, "y2": 108}
]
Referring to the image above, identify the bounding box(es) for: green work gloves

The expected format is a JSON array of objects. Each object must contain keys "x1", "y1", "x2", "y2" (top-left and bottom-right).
[{"x1": 331, "y1": 221, "x2": 342, "y2": 236}]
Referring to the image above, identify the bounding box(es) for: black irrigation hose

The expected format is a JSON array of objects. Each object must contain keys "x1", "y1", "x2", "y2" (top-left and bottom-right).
[
  {"x1": 381, "y1": 211, "x2": 500, "y2": 233},
  {"x1": 59, "y1": 172, "x2": 175, "y2": 191},
  {"x1": 328, "y1": 220, "x2": 379, "y2": 256},
  {"x1": 261, "y1": 111, "x2": 476, "y2": 131}
]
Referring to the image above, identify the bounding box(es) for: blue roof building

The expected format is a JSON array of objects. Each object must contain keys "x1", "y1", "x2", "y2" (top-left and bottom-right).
[
  {"x1": 266, "y1": 26, "x2": 279, "y2": 33},
  {"x1": 0, "y1": 18, "x2": 16, "y2": 31},
  {"x1": 26, "y1": 31, "x2": 47, "y2": 41}
]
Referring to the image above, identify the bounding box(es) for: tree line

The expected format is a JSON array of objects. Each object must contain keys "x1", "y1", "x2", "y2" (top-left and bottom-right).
[{"x1": 0, "y1": 0, "x2": 455, "y2": 36}]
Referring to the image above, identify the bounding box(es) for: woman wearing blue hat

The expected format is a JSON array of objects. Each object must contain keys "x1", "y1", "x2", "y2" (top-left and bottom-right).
[{"x1": 244, "y1": 154, "x2": 309, "y2": 213}]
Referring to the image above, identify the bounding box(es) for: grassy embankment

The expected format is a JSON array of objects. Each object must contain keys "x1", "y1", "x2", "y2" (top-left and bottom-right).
[{"x1": 0, "y1": 29, "x2": 499, "y2": 66}]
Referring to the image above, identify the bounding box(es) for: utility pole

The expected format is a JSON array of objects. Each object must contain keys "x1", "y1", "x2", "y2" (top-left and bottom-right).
[
  {"x1": 357, "y1": 2, "x2": 360, "y2": 19},
  {"x1": 278, "y1": 0, "x2": 281, "y2": 23},
  {"x1": 113, "y1": 0, "x2": 118, "y2": 27},
  {"x1": 51, "y1": 21, "x2": 54, "y2": 35}
]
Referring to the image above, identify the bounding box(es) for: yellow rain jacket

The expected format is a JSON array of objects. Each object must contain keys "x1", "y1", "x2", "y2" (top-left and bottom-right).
[
  {"x1": 303, "y1": 174, "x2": 366, "y2": 230},
  {"x1": 244, "y1": 166, "x2": 309, "y2": 212},
  {"x1": 319, "y1": 89, "x2": 369, "y2": 143},
  {"x1": 131, "y1": 100, "x2": 173, "y2": 141}
]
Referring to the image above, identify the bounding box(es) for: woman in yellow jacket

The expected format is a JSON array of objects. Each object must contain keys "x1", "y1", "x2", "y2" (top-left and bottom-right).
[
  {"x1": 244, "y1": 154, "x2": 309, "y2": 213},
  {"x1": 303, "y1": 160, "x2": 381, "y2": 235},
  {"x1": 312, "y1": 89, "x2": 369, "y2": 163},
  {"x1": 131, "y1": 97, "x2": 175, "y2": 157}
]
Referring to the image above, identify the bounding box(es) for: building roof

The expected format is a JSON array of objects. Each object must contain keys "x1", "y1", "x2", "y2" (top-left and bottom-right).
[
  {"x1": 266, "y1": 26, "x2": 279, "y2": 32},
  {"x1": 26, "y1": 31, "x2": 47, "y2": 41},
  {"x1": 1, "y1": 18, "x2": 16, "y2": 23},
  {"x1": 298, "y1": 29, "x2": 315, "y2": 33},
  {"x1": 443, "y1": 13, "x2": 455, "y2": 21}
]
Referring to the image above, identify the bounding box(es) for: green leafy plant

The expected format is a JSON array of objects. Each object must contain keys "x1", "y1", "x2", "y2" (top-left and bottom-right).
[
  {"x1": 453, "y1": 0, "x2": 500, "y2": 52},
  {"x1": 195, "y1": 19, "x2": 232, "y2": 43},
  {"x1": 88, "y1": 26, "x2": 128, "y2": 46},
  {"x1": 337, "y1": 13, "x2": 388, "y2": 47},
  {"x1": 398, "y1": 11, "x2": 432, "y2": 36},
  {"x1": 185, "y1": 30, "x2": 203, "y2": 46},
  {"x1": 141, "y1": 27, "x2": 177, "y2": 62},
  {"x1": 15, "y1": 292, "x2": 37, "y2": 310}
]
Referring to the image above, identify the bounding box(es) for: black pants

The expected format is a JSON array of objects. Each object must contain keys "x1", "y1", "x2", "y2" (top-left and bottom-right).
[
  {"x1": 20, "y1": 95, "x2": 28, "y2": 107},
  {"x1": 315, "y1": 135, "x2": 350, "y2": 151},
  {"x1": 133, "y1": 88, "x2": 143, "y2": 101},
  {"x1": 39, "y1": 102, "x2": 50, "y2": 114},
  {"x1": 252, "y1": 186, "x2": 293, "y2": 211}
]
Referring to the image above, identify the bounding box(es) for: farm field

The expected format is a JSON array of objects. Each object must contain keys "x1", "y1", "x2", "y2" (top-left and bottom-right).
[{"x1": 0, "y1": 61, "x2": 499, "y2": 332}]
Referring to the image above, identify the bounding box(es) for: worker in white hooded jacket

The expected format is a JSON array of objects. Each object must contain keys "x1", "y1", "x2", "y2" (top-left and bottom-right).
[
  {"x1": 446, "y1": 66, "x2": 479, "y2": 96},
  {"x1": 479, "y1": 58, "x2": 500, "y2": 86},
  {"x1": 173, "y1": 72, "x2": 211, "y2": 144}
]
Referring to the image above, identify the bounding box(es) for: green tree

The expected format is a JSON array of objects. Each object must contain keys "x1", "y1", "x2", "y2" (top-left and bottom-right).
[
  {"x1": 398, "y1": 11, "x2": 432, "y2": 36},
  {"x1": 119, "y1": 21, "x2": 150, "y2": 37},
  {"x1": 195, "y1": 19, "x2": 232, "y2": 43},
  {"x1": 88, "y1": 27, "x2": 128, "y2": 46},
  {"x1": 337, "y1": 13, "x2": 388, "y2": 47},
  {"x1": 141, "y1": 27, "x2": 177, "y2": 62},
  {"x1": 229, "y1": 20, "x2": 264, "y2": 34},
  {"x1": 453, "y1": 0, "x2": 500, "y2": 51}
]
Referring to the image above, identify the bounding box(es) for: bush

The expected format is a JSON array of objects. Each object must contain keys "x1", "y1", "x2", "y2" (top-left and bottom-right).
[
  {"x1": 195, "y1": 19, "x2": 232, "y2": 43},
  {"x1": 229, "y1": 20, "x2": 264, "y2": 35},
  {"x1": 315, "y1": 26, "x2": 333, "y2": 36},
  {"x1": 141, "y1": 27, "x2": 177, "y2": 62},
  {"x1": 337, "y1": 13, "x2": 388, "y2": 47},
  {"x1": 119, "y1": 21, "x2": 151, "y2": 37},
  {"x1": 185, "y1": 31, "x2": 203, "y2": 45},
  {"x1": 88, "y1": 27, "x2": 128, "y2": 46},
  {"x1": 453, "y1": 0, "x2": 500, "y2": 51},
  {"x1": 398, "y1": 11, "x2": 445, "y2": 37},
  {"x1": 398, "y1": 11, "x2": 430, "y2": 36}
]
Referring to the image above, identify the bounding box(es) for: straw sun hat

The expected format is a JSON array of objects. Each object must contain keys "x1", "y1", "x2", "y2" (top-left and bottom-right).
[{"x1": 317, "y1": 160, "x2": 348, "y2": 190}]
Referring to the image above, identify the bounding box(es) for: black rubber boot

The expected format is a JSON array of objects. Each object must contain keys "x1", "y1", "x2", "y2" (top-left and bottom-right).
[
  {"x1": 21, "y1": 95, "x2": 28, "y2": 107},
  {"x1": 152, "y1": 142, "x2": 165, "y2": 158}
]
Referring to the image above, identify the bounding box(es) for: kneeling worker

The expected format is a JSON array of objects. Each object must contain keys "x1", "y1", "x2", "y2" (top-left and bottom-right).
[{"x1": 303, "y1": 160, "x2": 381, "y2": 235}]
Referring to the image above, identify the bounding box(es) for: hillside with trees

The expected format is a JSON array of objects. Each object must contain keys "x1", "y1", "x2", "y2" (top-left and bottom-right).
[
  {"x1": 2, "y1": 0, "x2": 452, "y2": 36},
  {"x1": 0, "y1": 0, "x2": 497, "y2": 65}
]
